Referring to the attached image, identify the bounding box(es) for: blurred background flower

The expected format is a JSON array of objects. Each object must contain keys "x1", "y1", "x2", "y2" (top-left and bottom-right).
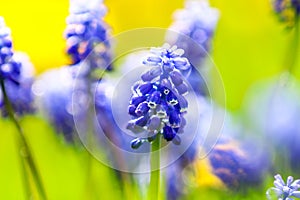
[{"x1": 0, "y1": 17, "x2": 35, "y2": 116}]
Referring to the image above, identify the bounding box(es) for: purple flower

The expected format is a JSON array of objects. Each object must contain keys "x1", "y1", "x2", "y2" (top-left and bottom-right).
[
  {"x1": 33, "y1": 65, "x2": 88, "y2": 141},
  {"x1": 166, "y1": 0, "x2": 219, "y2": 66},
  {"x1": 0, "y1": 17, "x2": 21, "y2": 84},
  {"x1": 267, "y1": 174, "x2": 300, "y2": 200},
  {"x1": 272, "y1": 0, "x2": 300, "y2": 27},
  {"x1": 166, "y1": 0, "x2": 219, "y2": 95},
  {"x1": 64, "y1": 0, "x2": 112, "y2": 71},
  {"x1": 127, "y1": 44, "x2": 191, "y2": 148},
  {"x1": 208, "y1": 138, "x2": 270, "y2": 188},
  {"x1": 244, "y1": 76, "x2": 300, "y2": 173},
  {"x1": 0, "y1": 17, "x2": 35, "y2": 116}
]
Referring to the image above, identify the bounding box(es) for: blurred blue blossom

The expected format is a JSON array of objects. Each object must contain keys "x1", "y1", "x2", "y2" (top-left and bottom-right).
[
  {"x1": 65, "y1": 0, "x2": 112, "y2": 71},
  {"x1": 208, "y1": 137, "x2": 270, "y2": 188},
  {"x1": 166, "y1": 0, "x2": 219, "y2": 95},
  {"x1": 1, "y1": 52, "x2": 35, "y2": 116},
  {"x1": 0, "y1": 17, "x2": 35, "y2": 116},
  {"x1": 267, "y1": 174, "x2": 300, "y2": 200},
  {"x1": 272, "y1": 0, "x2": 300, "y2": 27},
  {"x1": 165, "y1": 97, "x2": 269, "y2": 199},
  {"x1": 33, "y1": 66, "x2": 88, "y2": 141},
  {"x1": 167, "y1": 0, "x2": 219, "y2": 65},
  {"x1": 244, "y1": 75, "x2": 300, "y2": 172},
  {"x1": 127, "y1": 44, "x2": 191, "y2": 148},
  {"x1": 0, "y1": 17, "x2": 21, "y2": 84}
]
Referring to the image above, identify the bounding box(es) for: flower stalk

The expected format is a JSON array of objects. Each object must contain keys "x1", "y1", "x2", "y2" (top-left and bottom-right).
[{"x1": 149, "y1": 135, "x2": 161, "y2": 200}]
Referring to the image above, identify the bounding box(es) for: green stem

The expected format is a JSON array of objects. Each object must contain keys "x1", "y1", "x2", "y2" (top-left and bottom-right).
[
  {"x1": 0, "y1": 79, "x2": 47, "y2": 199},
  {"x1": 19, "y1": 147, "x2": 31, "y2": 200},
  {"x1": 148, "y1": 135, "x2": 161, "y2": 200}
]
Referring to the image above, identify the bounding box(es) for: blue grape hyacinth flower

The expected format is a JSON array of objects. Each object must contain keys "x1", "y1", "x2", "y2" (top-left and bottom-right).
[
  {"x1": 33, "y1": 65, "x2": 88, "y2": 141},
  {"x1": 272, "y1": 0, "x2": 300, "y2": 27},
  {"x1": 244, "y1": 75, "x2": 300, "y2": 173},
  {"x1": 0, "y1": 17, "x2": 35, "y2": 116},
  {"x1": 166, "y1": 0, "x2": 219, "y2": 66},
  {"x1": 65, "y1": 0, "x2": 112, "y2": 71},
  {"x1": 267, "y1": 174, "x2": 300, "y2": 200},
  {"x1": 127, "y1": 44, "x2": 191, "y2": 148},
  {"x1": 166, "y1": 0, "x2": 219, "y2": 95},
  {"x1": 0, "y1": 17, "x2": 21, "y2": 84},
  {"x1": 208, "y1": 138, "x2": 270, "y2": 188}
]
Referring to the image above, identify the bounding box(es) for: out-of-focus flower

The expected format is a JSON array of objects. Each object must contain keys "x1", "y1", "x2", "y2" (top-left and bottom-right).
[
  {"x1": 166, "y1": 0, "x2": 219, "y2": 95},
  {"x1": 167, "y1": 0, "x2": 219, "y2": 65},
  {"x1": 244, "y1": 75, "x2": 300, "y2": 172},
  {"x1": 0, "y1": 17, "x2": 20, "y2": 84},
  {"x1": 33, "y1": 65, "x2": 89, "y2": 141},
  {"x1": 207, "y1": 138, "x2": 269, "y2": 188},
  {"x1": 0, "y1": 52, "x2": 35, "y2": 116},
  {"x1": 64, "y1": 0, "x2": 112, "y2": 71},
  {"x1": 169, "y1": 98, "x2": 269, "y2": 195},
  {"x1": 127, "y1": 44, "x2": 191, "y2": 148},
  {"x1": 272, "y1": 0, "x2": 300, "y2": 27},
  {"x1": 267, "y1": 174, "x2": 300, "y2": 200},
  {"x1": 0, "y1": 17, "x2": 35, "y2": 116},
  {"x1": 0, "y1": 17, "x2": 19, "y2": 83}
]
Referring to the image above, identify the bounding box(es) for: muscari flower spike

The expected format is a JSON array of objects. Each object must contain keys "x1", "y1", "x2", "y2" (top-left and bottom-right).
[
  {"x1": 0, "y1": 17, "x2": 21, "y2": 84},
  {"x1": 64, "y1": 0, "x2": 112, "y2": 70},
  {"x1": 127, "y1": 44, "x2": 191, "y2": 149},
  {"x1": 272, "y1": 0, "x2": 300, "y2": 27},
  {"x1": 267, "y1": 174, "x2": 300, "y2": 200},
  {"x1": 167, "y1": 0, "x2": 219, "y2": 65},
  {"x1": 166, "y1": 0, "x2": 219, "y2": 95},
  {"x1": 0, "y1": 17, "x2": 35, "y2": 116},
  {"x1": 33, "y1": 66, "x2": 88, "y2": 141}
]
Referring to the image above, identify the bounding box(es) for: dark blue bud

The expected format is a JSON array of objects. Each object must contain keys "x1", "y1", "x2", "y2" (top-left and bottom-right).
[
  {"x1": 163, "y1": 125, "x2": 176, "y2": 141},
  {"x1": 135, "y1": 115, "x2": 148, "y2": 127},
  {"x1": 135, "y1": 102, "x2": 150, "y2": 116},
  {"x1": 1, "y1": 47, "x2": 13, "y2": 58},
  {"x1": 138, "y1": 82, "x2": 154, "y2": 95},
  {"x1": 3, "y1": 38, "x2": 12, "y2": 48},
  {"x1": 170, "y1": 71, "x2": 184, "y2": 86},
  {"x1": 131, "y1": 138, "x2": 143, "y2": 149},
  {"x1": 176, "y1": 96, "x2": 188, "y2": 112},
  {"x1": 174, "y1": 117, "x2": 186, "y2": 134},
  {"x1": 130, "y1": 95, "x2": 147, "y2": 106},
  {"x1": 128, "y1": 105, "x2": 137, "y2": 116},
  {"x1": 148, "y1": 91, "x2": 161, "y2": 108},
  {"x1": 166, "y1": 92, "x2": 178, "y2": 106},
  {"x1": 176, "y1": 83, "x2": 188, "y2": 95},
  {"x1": 147, "y1": 116, "x2": 161, "y2": 131},
  {"x1": 169, "y1": 111, "x2": 181, "y2": 127}
]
